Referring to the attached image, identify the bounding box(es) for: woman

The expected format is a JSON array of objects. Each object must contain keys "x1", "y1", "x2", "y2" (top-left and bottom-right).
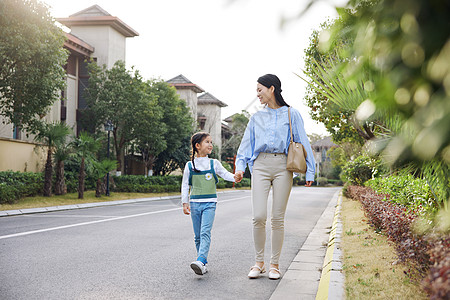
[{"x1": 234, "y1": 74, "x2": 315, "y2": 280}]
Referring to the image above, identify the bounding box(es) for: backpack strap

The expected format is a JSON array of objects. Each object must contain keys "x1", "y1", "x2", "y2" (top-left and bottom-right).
[
  {"x1": 210, "y1": 159, "x2": 219, "y2": 184},
  {"x1": 188, "y1": 161, "x2": 193, "y2": 186}
]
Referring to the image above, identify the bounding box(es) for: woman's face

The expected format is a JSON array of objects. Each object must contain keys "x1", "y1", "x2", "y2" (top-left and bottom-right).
[{"x1": 256, "y1": 83, "x2": 274, "y2": 106}]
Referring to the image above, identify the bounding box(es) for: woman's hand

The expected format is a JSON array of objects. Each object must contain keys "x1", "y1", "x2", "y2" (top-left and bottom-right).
[
  {"x1": 234, "y1": 171, "x2": 244, "y2": 183},
  {"x1": 305, "y1": 181, "x2": 313, "y2": 187},
  {"x1": 183, "y1": 203, "x2": 190, "y2": 215}
]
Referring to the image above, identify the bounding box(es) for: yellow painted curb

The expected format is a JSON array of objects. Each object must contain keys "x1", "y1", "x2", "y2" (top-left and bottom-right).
[{"x1": 316, "y1": 194, "x2": 342, "y2": 300}]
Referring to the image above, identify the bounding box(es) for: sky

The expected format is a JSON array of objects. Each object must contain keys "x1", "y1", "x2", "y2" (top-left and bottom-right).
[{"x1": 43, "y1": 0, "x2": 346, "y2": 136}]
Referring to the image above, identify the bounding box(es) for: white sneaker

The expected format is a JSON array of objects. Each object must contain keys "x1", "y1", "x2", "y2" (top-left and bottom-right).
[
  {"x1": 190, "y1": 261, "x2": 207, "y2": 275},
  {"x1": 268, "y1": 267, "x2": 281, "y2": 280},
  {"x1": 248, "y1": 265, "x2": 265, "y2": 279}
]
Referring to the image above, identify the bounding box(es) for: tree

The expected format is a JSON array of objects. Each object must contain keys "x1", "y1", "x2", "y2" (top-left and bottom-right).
[
  {"x1": 92, "y1": 159, "x2": 117, "y2": 197},
  {"x1": 71, "y1": 132, "x2": 100, "y2": 199},
  {"x1": 54, "y1": 142, "x2": 71, "y2": 195},
  {"x1": 0, "y1": 0, "x2": 67, "y2": 133},
  {"x1": 221, "y1": 111, "x2": 250, "y2": 162},
  {"x1": 132, "y1": 80, "x2": 166, "y2": 176},
  {"x1": 34, "y1": 122, "x2": 70, "y2": 197},
  {"x1": 83, "y1": 60, "x2": 147, "y2": 174},
  {"x1": 151, "y1": 81, "x2": 194, "y2": 175}
]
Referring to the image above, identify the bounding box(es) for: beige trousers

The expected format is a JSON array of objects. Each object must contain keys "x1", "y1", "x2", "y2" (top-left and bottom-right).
[{"x1": 251, "y1": 153, "x2": 293, "y2": 265}]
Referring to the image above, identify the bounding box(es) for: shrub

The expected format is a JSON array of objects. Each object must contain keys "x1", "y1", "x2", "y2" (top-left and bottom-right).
[
  {"x1": 112, "y1": 175, "x2": 182, "y2": 193},
  {"x1": 0, "y1": 171, "x2": 43, "y2": 204},
  {"x1": 366, "y1": 174, "x2": 437, "y2": 216},
  {"x1": 341, "y1": 155, "x2": 387, "y2": 186},
  {"x1": 0, "y1": 184, "x2": 20, "y2": 204},
  {"x1": 293, "y1": 177, "x2": 306, "y2": 186},
  {"x1": 346, "y1": 185, "x2": 450, "y2": 299},
  {"x1": 316, "y1": 177, "x2": 328, "y2": 185}
]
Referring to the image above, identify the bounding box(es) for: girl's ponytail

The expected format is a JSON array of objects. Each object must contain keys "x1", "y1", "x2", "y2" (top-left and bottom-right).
[
  {"x1": 191, "y1": 151, "x2": 199, "y2": 172},
  {"x1": 190, "y1": 132, "x2": 210, "y2": 172}
]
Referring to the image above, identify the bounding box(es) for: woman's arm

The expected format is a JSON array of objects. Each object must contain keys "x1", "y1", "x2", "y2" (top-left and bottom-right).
[{"x1": 235, "y1": 116, "x2": 254, "y2": 173}]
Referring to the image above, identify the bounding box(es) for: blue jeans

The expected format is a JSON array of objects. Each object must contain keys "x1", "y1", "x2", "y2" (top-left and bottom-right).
[{"x1": 190, "y1": 202, "x2": 216, "y2": 265}]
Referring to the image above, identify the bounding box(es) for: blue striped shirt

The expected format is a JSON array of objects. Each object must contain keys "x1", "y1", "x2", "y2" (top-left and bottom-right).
[{"x1": 235, "y1": 106, "x2": 316, "y2": 181}]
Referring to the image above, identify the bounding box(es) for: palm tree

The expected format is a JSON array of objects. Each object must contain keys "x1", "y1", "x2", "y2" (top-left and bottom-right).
[
  {"x1": 34, "y1": 122, "x2": 71, "y2": 197},
  {"x1": 54, "y1": 143, "x2": 71, "y2": 195},
  {"x1": 92, "y1": 159, "x2": 117, "y2": 197},
  {"x1": 71, "y1": 132, "x2": 100, "y2": 199}
]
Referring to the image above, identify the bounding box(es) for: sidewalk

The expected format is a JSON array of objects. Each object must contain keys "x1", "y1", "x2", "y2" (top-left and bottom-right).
[
  {"x1": 270, "y1": 189, "x2": 344, "y2": 300},
  {"x1": 0, "y1": 189, "x2": 344, "y2": 299}
]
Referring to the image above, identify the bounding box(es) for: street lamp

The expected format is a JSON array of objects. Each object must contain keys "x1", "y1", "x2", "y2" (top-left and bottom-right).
[{"x1": 104, "y1": 121, "x2": 114, "y2": 196}]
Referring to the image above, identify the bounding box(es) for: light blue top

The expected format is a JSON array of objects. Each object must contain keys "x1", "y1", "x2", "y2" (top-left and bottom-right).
[{"x1": 235, "y1": 106, "x2": 316, "y2": 182}]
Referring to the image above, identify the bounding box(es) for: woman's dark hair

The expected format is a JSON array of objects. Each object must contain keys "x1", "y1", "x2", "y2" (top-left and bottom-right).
[
  {"x1": 190, "y1": 132, "x2": 210, "y2": 172},
  {"x1": 257, "y1": 74, "x2": 290, "y2": 107}
]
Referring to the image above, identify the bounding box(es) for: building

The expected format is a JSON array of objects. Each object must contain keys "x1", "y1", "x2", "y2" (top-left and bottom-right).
[
  {"x1": 311, "y1": 136, "x2": 338, "y2": 177},
  {"x1": 0, "y1": 5, "x2": 138, "y2": 172},
  {"x1": 167, "y1": 75, "x2": 228, "y2": 155}
]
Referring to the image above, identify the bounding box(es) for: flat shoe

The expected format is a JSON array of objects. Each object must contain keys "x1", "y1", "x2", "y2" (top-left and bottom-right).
[
  {"x1": 268, "y1": 267, "x2": 281, "y2": 280},
  {"x1": 248, "y1": 265, "x2": 265, "y2": 279}
]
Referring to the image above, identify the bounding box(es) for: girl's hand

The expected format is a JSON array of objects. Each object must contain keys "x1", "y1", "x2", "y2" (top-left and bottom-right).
[{"x1": 183, "y1": 203, "x2": 190, "y2": 215}]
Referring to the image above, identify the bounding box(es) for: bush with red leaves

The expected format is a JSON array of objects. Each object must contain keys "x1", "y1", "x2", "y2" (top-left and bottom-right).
[
  {"x1": 345, "y1": 185, "x2": 450, "y2": 299},
  {"x1": 423, "y1": 237, "x2": 450, "y2": 300}
]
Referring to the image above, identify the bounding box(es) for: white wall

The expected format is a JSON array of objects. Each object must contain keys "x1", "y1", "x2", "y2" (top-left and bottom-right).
[
  {"x1": 66, "y1": 74, "x2": 78, "y2": 133},
  {"x1": 198, "y1": 103, "x2": 222, "y2": 153},
  {"x1": 176, "y1": 89, "x2": 198, "y2": 123},
  {"x1": 69, "y1": 26, "x2": 126, "y2": 68}
]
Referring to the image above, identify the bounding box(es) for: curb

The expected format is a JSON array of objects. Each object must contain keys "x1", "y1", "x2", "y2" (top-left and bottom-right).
[
  {"x1": 315, "y1": 193, "x2": 344, "y2": 300},
  {"x1": 0, "y1": 190, "x2": 243, "y2": 217}
]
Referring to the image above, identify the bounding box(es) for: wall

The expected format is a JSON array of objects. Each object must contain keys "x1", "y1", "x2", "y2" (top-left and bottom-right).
[
  {"x1": 0, "y1": 138, "x2": 47, "y2": 173},
  {"x1": 197, "y1": 103, "x2": 222, "y2": 153},
  {"x1": 176, "y1": 89, "x2": 198, "y2": 123},
  {"x1": 69, "y1": 26, "x2": 126, "y2": 68}
]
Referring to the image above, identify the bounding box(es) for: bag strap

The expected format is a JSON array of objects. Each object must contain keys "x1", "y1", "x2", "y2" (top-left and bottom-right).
[{"x1": 288, "y1": 107, "x2": 293, "y2": 142}]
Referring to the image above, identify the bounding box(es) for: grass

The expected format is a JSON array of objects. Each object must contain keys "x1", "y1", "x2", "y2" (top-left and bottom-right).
[
  {"x1": 341, "y1": 195, "x2": 428, "y2": 299},
  {"x1": 0, "y1": 187, "x2": 249, "y2": 211}
]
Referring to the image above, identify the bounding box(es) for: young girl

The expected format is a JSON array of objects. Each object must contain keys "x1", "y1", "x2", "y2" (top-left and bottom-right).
[{"x1": 181, "y1": 132, "x2": 235, "y2": 275}]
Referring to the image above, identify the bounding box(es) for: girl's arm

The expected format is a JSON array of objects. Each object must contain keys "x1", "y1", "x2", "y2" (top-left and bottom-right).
[
  {"x1": 181, "y1": 162, "x2": 191, "y2": 204},
  {"x1": 214, "y1": 160, "x2": 235, "y2": 182}
]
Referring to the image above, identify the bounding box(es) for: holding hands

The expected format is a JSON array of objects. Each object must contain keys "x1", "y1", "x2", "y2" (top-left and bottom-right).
[{"x1": 234, "y1": 171, "x2": 244, "y2": 183}]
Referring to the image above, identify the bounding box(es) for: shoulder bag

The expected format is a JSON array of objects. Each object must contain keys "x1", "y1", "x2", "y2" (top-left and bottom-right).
[{"x1": 286, "y1": 107, "x2": 307, "y2": 173}]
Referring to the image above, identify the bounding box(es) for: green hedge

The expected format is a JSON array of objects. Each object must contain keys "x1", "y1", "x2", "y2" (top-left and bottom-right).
[
  {"x1": 112, "y1": 175, "x2": 182, "y2": 193},
  {"x1": 0, "y1": 171, "x2": 43, "y2": 204},
  {"x1": 341, "y1": 155, "x2": 387, "y2": 186},
  {"x1": 365, "y1": 174, "x2": 437, "y2": 215},
  {"x1": 216, "y1": 177, "x2": 251, "y2": 189}
]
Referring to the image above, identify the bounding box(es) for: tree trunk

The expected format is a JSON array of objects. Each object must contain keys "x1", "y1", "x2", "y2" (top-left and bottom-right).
[
  {"x1": 95, "y1": 178, "x2": 102, "y2": 197},
  {"x1": 146, "y1": 154, "x2": 156, "y2": 177},
  {"x1": 43, "y1": 148, "x2": 53, "y2": 197},
  {"x1": 55, "y1": 160, "x2": 66, "y2": 195},
  {"x1": 78, "y1": 157, "x2": 85, "y2": 199}
]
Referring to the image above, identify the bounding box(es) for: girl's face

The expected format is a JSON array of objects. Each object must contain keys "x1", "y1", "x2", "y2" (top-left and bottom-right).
[
  {"x1": 256, "y1": 83, "x2": 275, "y2": 106},
  {"x1": 196, "y1": 135, "x2": 213, "y2": 157}
]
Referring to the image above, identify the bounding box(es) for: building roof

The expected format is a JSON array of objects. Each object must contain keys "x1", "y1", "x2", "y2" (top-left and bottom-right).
[
  {"x1": 223, "y1": 113, "x2": 239, "y2": 123},
  {"x1": 198, "y1": 92, "x2": 228, "y2": 107},
  {"x1": 56, "y1": 5, "x2": 139, "y2": 38},
  {"x1": 64, "y1": 33, "x2": 94, "y2": 56},
  {"x1": 166, "y1": 74, "x2": 205, "y2": 93},
  {"x1": 311, "y1": 136, "x2": 338, "y2": 148}
]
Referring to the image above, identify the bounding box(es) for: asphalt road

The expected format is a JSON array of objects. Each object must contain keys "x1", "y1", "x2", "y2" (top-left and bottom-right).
[{"x1": 0, "y1": 186, "x2": 340, "y2": 300}]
